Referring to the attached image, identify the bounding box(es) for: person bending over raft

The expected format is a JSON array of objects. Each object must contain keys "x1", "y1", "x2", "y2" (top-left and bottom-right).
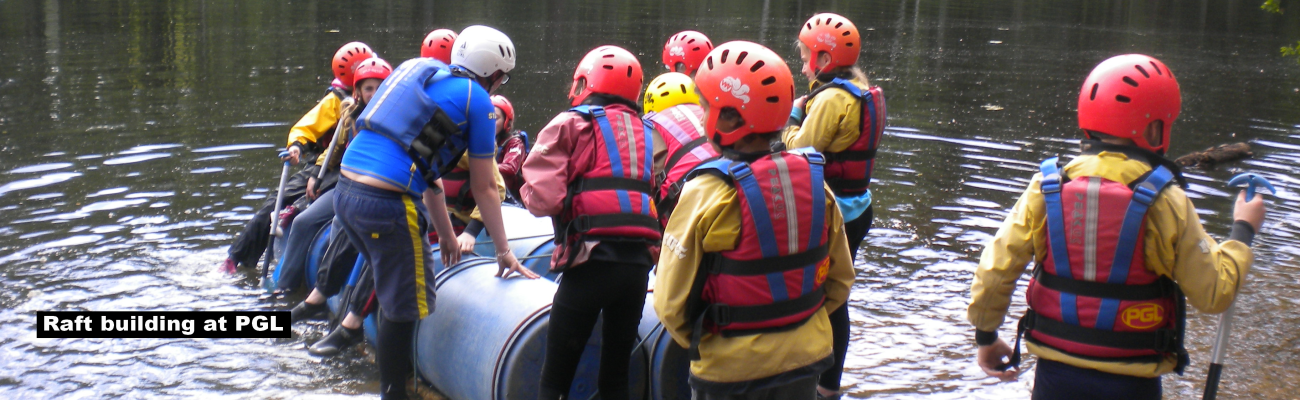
[
  {"x1": 967, "y1": 54, "x2": 1265, "y2": 399},
  {"x1": 292, "y1": 32, "x2": 462, "y2": 356},
  {"x1": 333, "y1": 25, "x2": 536, "y2": 400},
  {"x1": 520, "y1": 45, "x2": 660, "y2": 400},
  {"x1": 221, "y1": 42, "x2": 375, "y2": 273},
  {"x1": 662, "y1": 30, "x2": 713, "y2": 76},
  {"x1": 642, "y1": 72, "x2": 719, "y2": 226},
  {"x1": 276, "y1": 58, "x2": 392, "y2": 293},
  {"x1": 490, "y1": 95, "x2": 529, "y2": 203},
  {"x1": 654, "y1": 41, "x2": 855, "y2": 400},
  {"x1": 783, "y1": 13, "x2": 886, "y2": 399}
]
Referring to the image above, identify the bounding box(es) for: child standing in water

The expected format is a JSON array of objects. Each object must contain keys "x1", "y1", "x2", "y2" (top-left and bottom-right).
[
  {"x1": 784, "y1": 13, "x2": 886, "y2": 398},
  {"x1": 968, "y1": 54, "x2": 1264, "y2": 399},
  {"x1": 521, "y1": 45, "x2": 659, "y2": 400},
  {"x1": 654, "y1": 41, "x2": 855, "y2": 400}
]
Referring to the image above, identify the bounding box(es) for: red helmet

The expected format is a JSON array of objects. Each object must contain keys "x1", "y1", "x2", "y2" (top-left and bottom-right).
[
  {"x1": 569, "y1": 45, "x2": 644, "y2": 107},
  {"x1": 332, "y1": 42, "x2": 375, "y2": 89},
  {"x1": 694, "y1": 41, "x2": 795, "y2": 146},
  {"x1": 662, "y1": 31, "x2": 713, "y2": 75},
  {"x1": 491, "y1": 95, "x2": 515, "y2": 131},
  {"x1": 352, "y1": 58, "x2": 392, "y2": 87},
  {"x1": 1078, "y1": 54, "x2": 1181, "y2": 154},
  {"x1": 421, "y1": 29, "x2": 458, "y2": 64},
  {"x1": 798, "y1": 13, "x2": 861, "y2": 75}
]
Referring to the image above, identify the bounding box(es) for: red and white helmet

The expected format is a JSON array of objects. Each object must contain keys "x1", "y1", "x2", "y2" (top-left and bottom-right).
[
  {"x1": 332, "y1": 42, "x2": 375, "y2": 89},
  {"x1": 569, "y1": 45, "x2": 643, "y2": 107},
  {"x1": 798, "y1": 13, "x2": 861, "y2": 75},
  {"x1": 421, "y1": 29, "x2": 458, "y2": 64},
  {"x1": 662, "y1": 31, "x2": 713, "y2": 75},
  {"x1": 694, "y1": 41, "x2": 795, "y2": 146},
  {"x1": 491, "y1": 95, "x2": 515, "y2": 131},
  {"x1": 1078, "y1": 54, "x2": 1181, "y2": 154},
  {"x1": 352, "y1": 58, "x2": 392, "y2": 87}
]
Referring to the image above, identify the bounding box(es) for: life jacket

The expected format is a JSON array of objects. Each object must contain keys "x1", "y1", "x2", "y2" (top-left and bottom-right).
[
  {"x1": 357, "y1": 58, "x2": 466, "y2": 185},
  {"x1": 440, "y1": 166, "x2": 475, "y2": 216},
  {"x1": 497, "y1": 131, "x2": 529, "y2": 201},
  {"x1": 684, "y1": 149, "x2": 831, "y2": 360},
  {"x1": 645, "y1": 104, "x2": 720, "y2": 226},
  {"x1": 803, "y1": 78, "x2": 886, "y2": 196},
  {"x1": 1011, "y1": 157, "x2": 1189, "y2": 373},
  {"x1": 317, "y1": 86, "x2": 351, "y2": 151},
  {"x1": 553, "y1": 105, "x2": 661, "y2": 271}
]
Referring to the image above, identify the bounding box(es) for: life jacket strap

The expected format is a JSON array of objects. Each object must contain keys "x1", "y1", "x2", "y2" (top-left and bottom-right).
[
  {"x1": 570, "y1": 177, "x2": 653, "y2": 195},
  {"x1": 708, "y1": 245, "x2": 829, "y2": 276},
  {"x1": 687, "y1": 287, "x2": 827, "y2": 361},
  {"x1": 1022, "y1": 310, "x2": 1180, "y2": 352},
  {"x1": 1039, "y1": 158, "x2": 1074, "y2": 279},
  {"x1": 824, "y1": 147, "x2": 878, "y2": 162},
  {"x1": 567, "y1": 213, "x2": 661, "y2": 234},
  {"x1": 1033, "y1": 269, "x2": 1171, "y2": 301}
]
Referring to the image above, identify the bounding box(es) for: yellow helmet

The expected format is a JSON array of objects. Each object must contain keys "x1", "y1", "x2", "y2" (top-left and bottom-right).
[{"x1": 642, "y1": 72, "x2": 699, "y2": 114}]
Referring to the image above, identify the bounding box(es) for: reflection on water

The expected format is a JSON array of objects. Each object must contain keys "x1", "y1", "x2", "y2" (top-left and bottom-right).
[{"x1": 1, "y1": 0, "x2": 1299, "y2": 398}]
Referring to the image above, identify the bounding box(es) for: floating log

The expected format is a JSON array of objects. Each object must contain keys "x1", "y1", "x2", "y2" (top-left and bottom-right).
[{"x1": 1174, "y1": 142, "x2": 1253, "y2": 168}]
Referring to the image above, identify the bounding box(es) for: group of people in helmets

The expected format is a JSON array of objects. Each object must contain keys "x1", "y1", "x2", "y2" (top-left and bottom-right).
[{"x1": 218, "y1": 10, "x2": 1266, "y2": 400}]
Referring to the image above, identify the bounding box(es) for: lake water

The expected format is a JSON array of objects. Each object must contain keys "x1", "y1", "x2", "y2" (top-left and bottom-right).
[{"x1": 1, "y1": 0, "x2": 1298, "y2": 398}]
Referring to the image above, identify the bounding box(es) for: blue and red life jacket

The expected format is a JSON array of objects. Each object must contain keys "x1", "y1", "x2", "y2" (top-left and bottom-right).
[
  {"x1": 644, "y1": 104, "x2": 720, "y2": 226},
  {"x1": 804, "y1": 78, "x2": 886, "y2": 196},
  {"x1": 440, "y1": 163, "x2": 475, "y2": 217},
  {"x1": 1014, "y1": 157, "x2": 1189, "y2": 372},
  {"x1": 553, "y1": 105, "x2": 661, "y2": 271},
  {"x1": 684, "y1": 150, "x2": 831, "y2": 360}
]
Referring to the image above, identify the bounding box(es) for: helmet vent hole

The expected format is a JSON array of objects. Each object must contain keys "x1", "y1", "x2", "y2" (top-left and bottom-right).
[
  {"x1": 834, "y1": 22, "x2": 844, "y2": 28},
  {"x1": 707, "y1": 57, "x2": 714, "y2": 70},
  {"x1": 846, "y1": 42, "x2": 855, "y2": 47},
  {"x1": 806, "y1": 23, "x2": 813, "y2": 30},
  {"x1": 824, "y1": 17, "x2": 833, "y2": 25},
  {"x1": 736, "y1": 51, "x2": 749, "y2": 65},
  {"x1": 843, "y1": 31, "x2": 852, "y2": 36},
  {"x1": 660, "y1": 91, "x2": 671, "y2": 97},
  {"x1": 1090, "y1": 83, "x2": 1099, "y2": 100},
  {"x1": 1134, "y1": 65, "x2": 1150, "y2": 78},
  {"x1": 766, "y1": 96, "x2": 780, "y2": 103},
  {"x1": 720, "y1": 50, "x2": 730, "y2": 63},
  {"x1": 1150, "y1": 61, "x2": 1163, "y2": 76},
  {"x1": 498, "y1": 45, "x2": 506, "y2": 57},
  {"x1": 627, "y1": 66, "x2": 634, "y2": 77},
  {"x1": 1122, "y1": 76, "x2": 1139, "y2": 87},
  {"x1": 602, "y1": 65, "x2": 615, "y2": 70},
  {"x1": 1115, "y1": 95, "x2": 1131, "y2": 103},
  {"x1": 655, "y1": 82, "x2": 667, "y2": 89},
  {"x1": 692, "y1": 46, "x2": 701, "y2": 51},
  {"x1": 750, "y1": 60, "x2": 766, "y2": 72},
  {"x1": 679, "y1": 84, "x2": 687, "y2": 93},
  {"x1": 761, "y1": 76, "x2": 776, "y2": 85},
  {"x1": 603, "y1": 54, "x2": 616, "y2": 58},
  {"x1": 507, "y1": 47, "x2": 513, "y2": 58},
  {"x1": 688, "y1": 39, "x2": 696, "y2": 44}
]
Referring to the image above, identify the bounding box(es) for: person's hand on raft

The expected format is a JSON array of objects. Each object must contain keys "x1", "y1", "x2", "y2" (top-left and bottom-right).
[
  {"x1": 495, "y1": 250, "x2": 539, "y2": 279},
  {"x1": 457, "y1": 232, "x2": 477, "y2": 255},
  {"x1": 977, "y1": 339, "x2": 1020, "y2": 382},
  {"x1": 283, "y1": 146, "x2": 302, "y2": 165},
  {"x1": 437, "y1": 230, "x2": 460, "y2": 267}
]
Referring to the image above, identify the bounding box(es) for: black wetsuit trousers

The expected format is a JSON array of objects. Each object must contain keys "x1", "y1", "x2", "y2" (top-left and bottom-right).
[
  {"x1": 315, "y1": 221, "x2": 372, "y2": 315},
  {"x1": 539, "y1": 261, "x2": 651, "y2": 400},
  {"x1": 227, "y1": 168, "x2": 311, "y2": 267},
  {"x1": 820, "y1": 204, "x2": 872, "y2": 391},
  {"x1": 377, "y1": 316, "x2": 417, "y2": 400},
  {"x1": 1032, "y1": 359, "x2": 1161, "y2": 400}
]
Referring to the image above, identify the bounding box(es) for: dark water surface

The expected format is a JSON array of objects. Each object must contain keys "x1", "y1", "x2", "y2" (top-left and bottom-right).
[{"x1": 2, "y1": 1, "x2": 1299, "y2": 398}]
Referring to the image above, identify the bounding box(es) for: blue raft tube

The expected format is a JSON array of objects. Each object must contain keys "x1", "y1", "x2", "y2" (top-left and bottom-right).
[{"x1": 322, "y1": 205, "x2": 688, "y2": 400}]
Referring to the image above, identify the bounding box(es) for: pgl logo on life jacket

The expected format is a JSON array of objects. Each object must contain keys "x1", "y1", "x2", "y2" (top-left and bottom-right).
[
  {"x1": 814, "y1": 258, "x2": 830, "y2": 285},
  {"x1": 817, "y1": 33, "x2": 837, "y2": 50},
  {"x1": 669, "y1": 46, "x2": 685, "y2": 57},
  {"x1": 1121, "y1": 303, "x2": 1164, "y2": 329},
  {"x1": 719, "y1": 77, "x2": 751, "y2": 104}
]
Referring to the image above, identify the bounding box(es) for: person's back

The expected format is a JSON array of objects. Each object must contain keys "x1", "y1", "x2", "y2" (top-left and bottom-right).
[
  {"x1": 968, "y1": 54, "x2": 1265, "y2": 400},
  {"x1": 642, "y1": 72, "x2": 720, "y2": 226}
]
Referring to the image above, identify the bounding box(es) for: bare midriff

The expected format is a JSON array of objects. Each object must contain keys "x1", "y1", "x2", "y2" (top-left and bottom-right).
[{"x1": 342, "y1": 170, "x2": 406, "y2": 193}]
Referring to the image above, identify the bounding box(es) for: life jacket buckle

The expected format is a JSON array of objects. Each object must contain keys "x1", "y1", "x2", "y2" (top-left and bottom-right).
[
  {"x1": 1132, "y1": 182, "x2": 1159, "y2": 205},
  {"x1": 804, "y1": 152, "x2": 826, "y2": 165},
  {"x1": 1040, "y1": 174, "x2": 1063, "y2": 194},
  {"x1": 709, "y1": 304, "x2": 733, "y2": 327},
  {"x1": 727, "y1": 162, "x2": 753, "y2": 181}
]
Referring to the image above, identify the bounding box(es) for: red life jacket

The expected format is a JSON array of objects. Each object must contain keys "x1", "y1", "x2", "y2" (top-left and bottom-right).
[
  {"x1": 644, "y1": 104, "x2": 720, "y2": 225},
  {"x1": 803, "y1": 78, "x2": 886, "y2": 196},
  {"x1": 553, "y1": 105, "x2": 661, "y2": 271},
  {"x1": 1013, "y1": 157, "x2": 1188, "y2": 372},
  {"x1": 684, "y1": 150, "x2": 831, "y2": 360},
  {"x1": 440, "y1": 165, "x2": 475, "y2": 216}
]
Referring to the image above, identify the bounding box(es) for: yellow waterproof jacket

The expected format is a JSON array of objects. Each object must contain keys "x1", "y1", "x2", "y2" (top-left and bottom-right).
[
  {"x1": 783, "y1": 78, "x2": 868, "y2": 154},
  {"x1": 654, "y1": 172, "x2": 856, "y2": 385},
  {"x1": 447, "y1": 151, "x2": 507, "y2": 225},
  {"x1": 287, "y1": 91, "x2": 345, "y2": 148},
  {"x1": 315, "y1": 97, "x2": 359, "y2": 168},
  {"x1": 967, "y1": 151, "x2": 1254, "y2": 377}
]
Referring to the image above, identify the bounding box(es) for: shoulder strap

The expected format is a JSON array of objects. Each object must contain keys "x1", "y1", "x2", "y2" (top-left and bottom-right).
[
  {"x1": 1039, "y1": 158, "x2": 1074, "y2": 280},
  {"x1": 730, "y1": 161, "x2": 780, "y2": 259},
  {"x1": 686, "y1": 159, "x2": 734, "y2": 184},
  {"x1": 1108, "y1": 166, "x2": 1176, "y2": 284}
]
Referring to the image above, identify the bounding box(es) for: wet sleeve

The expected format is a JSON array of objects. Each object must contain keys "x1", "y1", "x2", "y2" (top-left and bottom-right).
[
  {"x1": 466, "y1": 86, "x2": 497, "y2": 159},
  {"x1": 520, "y1": 114, "x2": 577, "y2": 217},
  {"x1": 654, "y1": 176, "x2": 734, "y2": 349},
  {"x1": 287, "y1": 94, "x2": 342, "y2": 148},
  {"x1": 968, "y1": 176, "x2": 1044, "y2": 342},
  {"x1": 1144, "y1": 188, "x2": 1254, "y2": 314},
  {"x1": 781, "y1": 92, "x2": 844, "y2": 152},
  {"x1": 821, "y1": 184, "x2": 855, "y2": 313}
]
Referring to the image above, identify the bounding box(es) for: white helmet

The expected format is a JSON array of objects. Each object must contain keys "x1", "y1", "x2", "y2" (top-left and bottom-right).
[{"x1": 452, "y1": 25, "x2": 516, "y2": 78}]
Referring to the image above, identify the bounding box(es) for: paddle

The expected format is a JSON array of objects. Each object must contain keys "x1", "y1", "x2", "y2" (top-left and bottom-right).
[
  {"x1": 1203, "y1": 172, "x2": 1275, "y2": 400},
  {"x1": 261, "y1": 151, "x2": 293, "y2": 289}
]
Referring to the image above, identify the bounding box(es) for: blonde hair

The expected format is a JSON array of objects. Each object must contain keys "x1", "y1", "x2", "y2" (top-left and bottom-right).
[{"x1": 795, "y1": 40, "x2": 870, "y2": 87}]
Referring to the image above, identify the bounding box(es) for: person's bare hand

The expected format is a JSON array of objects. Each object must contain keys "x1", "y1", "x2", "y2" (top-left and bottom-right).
[
  {"x1": 457, "y1": 232, "x2": 477, "y2": 255},
  {"x1": 283, "y1": 146, "x2": 302, "y2": 165},
  {"x1": 437, "y1": 231, "x2": 460, "y2": 267},
  {"x1": 1233, "y1": 190, "x2": 1266, "y2": 233},
  {"x1": 495, "y1": 251, "x2": 539, "y2": 279},
  {"x1": 306, "y1": 177, "x2": 319, "y2": 200},
  {"x1": 977, "y1": 339, "x2": 1020, "y2": 381}
]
